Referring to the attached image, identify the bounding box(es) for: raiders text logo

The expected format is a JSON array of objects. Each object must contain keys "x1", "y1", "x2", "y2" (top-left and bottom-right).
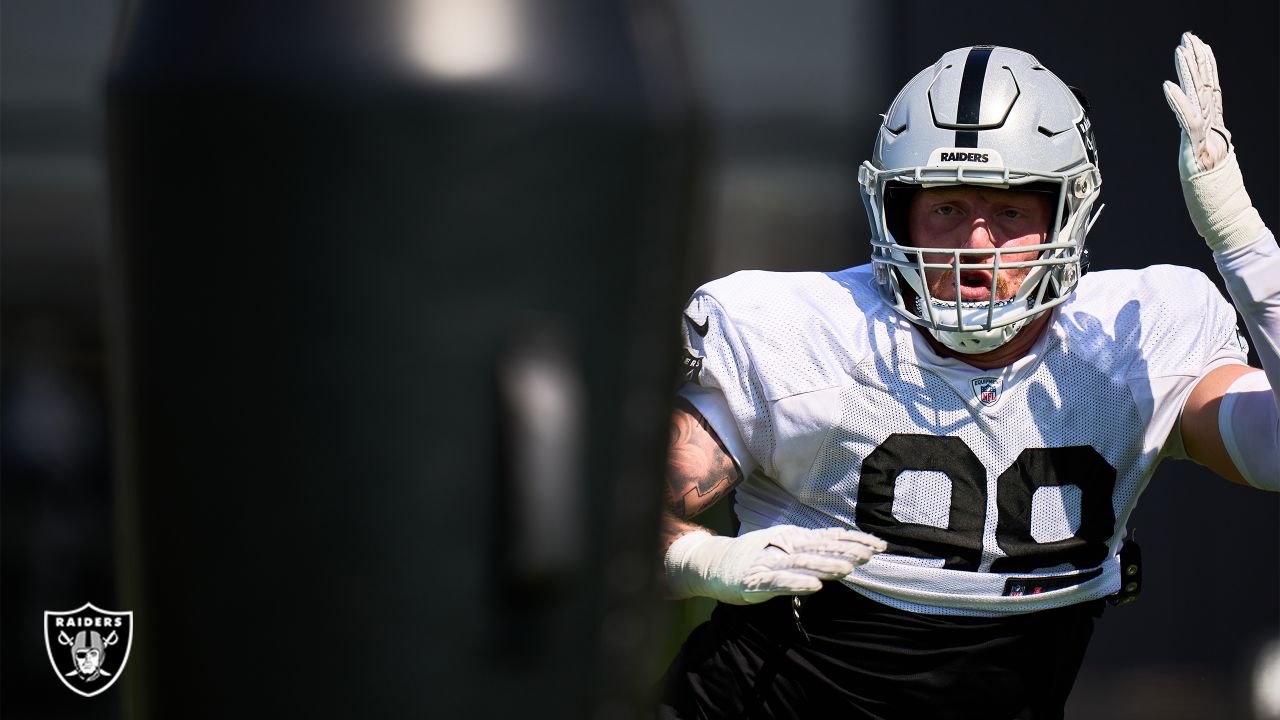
[
  {"x1": 44, "y1": 602, "x2": 133, "y2": 697},
  {"x1": 938, "y1": 151, "x2": 990, "y2": 163}
]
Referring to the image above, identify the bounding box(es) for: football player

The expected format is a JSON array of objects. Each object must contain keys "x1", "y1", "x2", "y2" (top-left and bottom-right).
[{"x1": 658, "y1": 33, "x2": 1277, "y2": 719}]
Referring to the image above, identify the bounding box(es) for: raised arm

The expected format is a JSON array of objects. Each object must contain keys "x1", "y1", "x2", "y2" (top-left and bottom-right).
[{"x1": 1165, "y1": 32, "x2": 1280, "y2": 489}]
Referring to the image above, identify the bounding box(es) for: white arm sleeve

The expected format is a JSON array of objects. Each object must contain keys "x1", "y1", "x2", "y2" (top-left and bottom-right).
[
  {"x1": 1215, "y1": 231, "x2": 1280, "y2": 407},
  {"x1": 677, "y1": 384, "x2": 758, "y2": 479},
  {"x1": 1219, "y1": 371, "x2": 1280, "y2": 490},
  {"x1": 1214, "y1": 229, "x2": 1280, "y2": 488}
]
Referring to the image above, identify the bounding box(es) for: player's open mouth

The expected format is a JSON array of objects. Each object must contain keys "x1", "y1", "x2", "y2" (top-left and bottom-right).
[
  {"x1": 930, "y1": 270, "x2": 1012, "y2": 301},
  {"x1": 957, "y1": 271, "x2": 994, "y2": 300}
]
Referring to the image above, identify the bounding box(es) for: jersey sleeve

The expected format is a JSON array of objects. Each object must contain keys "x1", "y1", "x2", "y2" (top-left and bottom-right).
[
  {"x1": 675, "y1": 291, "x2": 774, "y2": 479},
  {"x1": 1133, "y1": 267, "x2": 1251, "y2": 461}
]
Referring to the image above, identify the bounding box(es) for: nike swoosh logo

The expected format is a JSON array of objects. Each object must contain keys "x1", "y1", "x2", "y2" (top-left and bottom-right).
[{"x1": 684, "y1": 313, "x2": 710, "y2": 337}]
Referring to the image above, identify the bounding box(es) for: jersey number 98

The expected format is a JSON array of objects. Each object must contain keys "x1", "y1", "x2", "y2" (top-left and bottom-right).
[{"x1": 854, "y1": 434, "x2": 1117, "y2": 572}]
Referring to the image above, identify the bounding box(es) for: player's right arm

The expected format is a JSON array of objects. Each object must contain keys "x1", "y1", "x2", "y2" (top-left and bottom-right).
[
  {"x1": 660, "y1": 400, "x2": 744, "y2": 552},
  {"x1": 660, "y1": 400, "x2": 886, "y2": 605}
]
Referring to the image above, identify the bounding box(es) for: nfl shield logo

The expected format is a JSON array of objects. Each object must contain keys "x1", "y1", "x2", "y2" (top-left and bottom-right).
[
  {"x1": 969, "y1": 376, "x2": 1001, "y2": 408},
  {"x1": 44, "y1": 602, "x2": 133, "y2": 697}
]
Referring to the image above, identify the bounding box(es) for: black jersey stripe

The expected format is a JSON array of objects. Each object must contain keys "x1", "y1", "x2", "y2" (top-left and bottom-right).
[{"x1": 954, "y1": 45, "x2": 993, "y2": 148}]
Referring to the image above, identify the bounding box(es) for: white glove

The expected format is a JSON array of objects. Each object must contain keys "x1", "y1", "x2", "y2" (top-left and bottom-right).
[
  {"x1": 664, "y1": 525, "x2": 886, "y2": 605},
  {"x1": 1162, "y1": 32, "x2": 1265, "y2": 253}
]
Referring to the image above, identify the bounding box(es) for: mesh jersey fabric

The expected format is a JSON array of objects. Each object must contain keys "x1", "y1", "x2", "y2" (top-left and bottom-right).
[{"x1": 678, "y1": 263, "x2": 1247, "y2": 616}]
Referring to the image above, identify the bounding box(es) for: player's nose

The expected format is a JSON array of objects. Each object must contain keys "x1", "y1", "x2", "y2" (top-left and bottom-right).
[{"x1": 963, "y1": 221, "x2": 996, "y2": 251}]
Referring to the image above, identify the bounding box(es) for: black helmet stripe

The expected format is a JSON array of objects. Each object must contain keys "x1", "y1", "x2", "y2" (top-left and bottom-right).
[{"x1": 954, "y1": 45, "x2": 994, "y2": 148}]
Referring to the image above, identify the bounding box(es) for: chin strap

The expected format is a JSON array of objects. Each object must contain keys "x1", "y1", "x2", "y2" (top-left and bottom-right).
[{"x1": 916, "y1": 296, "x2": 1030, "y2": 355}]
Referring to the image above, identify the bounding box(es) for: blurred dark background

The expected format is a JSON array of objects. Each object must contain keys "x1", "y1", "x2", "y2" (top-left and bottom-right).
[{"x1": 2, "y1": 1, "x2": 1276, "y2": 718}]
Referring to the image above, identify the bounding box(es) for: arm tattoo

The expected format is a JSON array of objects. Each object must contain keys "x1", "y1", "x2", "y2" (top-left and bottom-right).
[{"x1": 661, "y1": 403, "x2": 743, "y2": 545}]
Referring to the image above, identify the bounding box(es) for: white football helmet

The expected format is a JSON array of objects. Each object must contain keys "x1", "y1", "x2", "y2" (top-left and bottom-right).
[{"x1": 859, "y1": 45, "x2": 1103, "y2": 354}]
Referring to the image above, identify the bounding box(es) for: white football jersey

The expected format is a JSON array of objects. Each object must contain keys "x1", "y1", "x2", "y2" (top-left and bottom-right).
[{"x1": 679, "y1": 263, "x2": 1247, "y2": 616}]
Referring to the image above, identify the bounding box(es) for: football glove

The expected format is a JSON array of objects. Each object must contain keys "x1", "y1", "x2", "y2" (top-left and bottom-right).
[
  {"x1": 664, "y1": 525, "x2": 886, "y2": 605},
  {"x1": 1162, "y1": 31, "x2": 1265, "y2": 253}
]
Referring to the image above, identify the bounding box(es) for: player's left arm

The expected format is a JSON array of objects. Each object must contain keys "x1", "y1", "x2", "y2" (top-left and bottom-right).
[
  {"x1": 1181, "y1": 365, "x2": 1266, "y2": 485},
  {"x1": 1166, "y1": 32, "x2": 1280, "y2": 489}
]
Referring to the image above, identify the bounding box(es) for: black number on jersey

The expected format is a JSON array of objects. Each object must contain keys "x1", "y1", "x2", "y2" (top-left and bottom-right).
[{"x1": 855, "y1": 434, "x2": 1116, "y2": 572}]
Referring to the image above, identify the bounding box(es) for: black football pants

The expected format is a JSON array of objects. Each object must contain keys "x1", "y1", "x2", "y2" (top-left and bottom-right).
[{"x1": 658, "y1": 583, "x2": 1103, "y2": 720}]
